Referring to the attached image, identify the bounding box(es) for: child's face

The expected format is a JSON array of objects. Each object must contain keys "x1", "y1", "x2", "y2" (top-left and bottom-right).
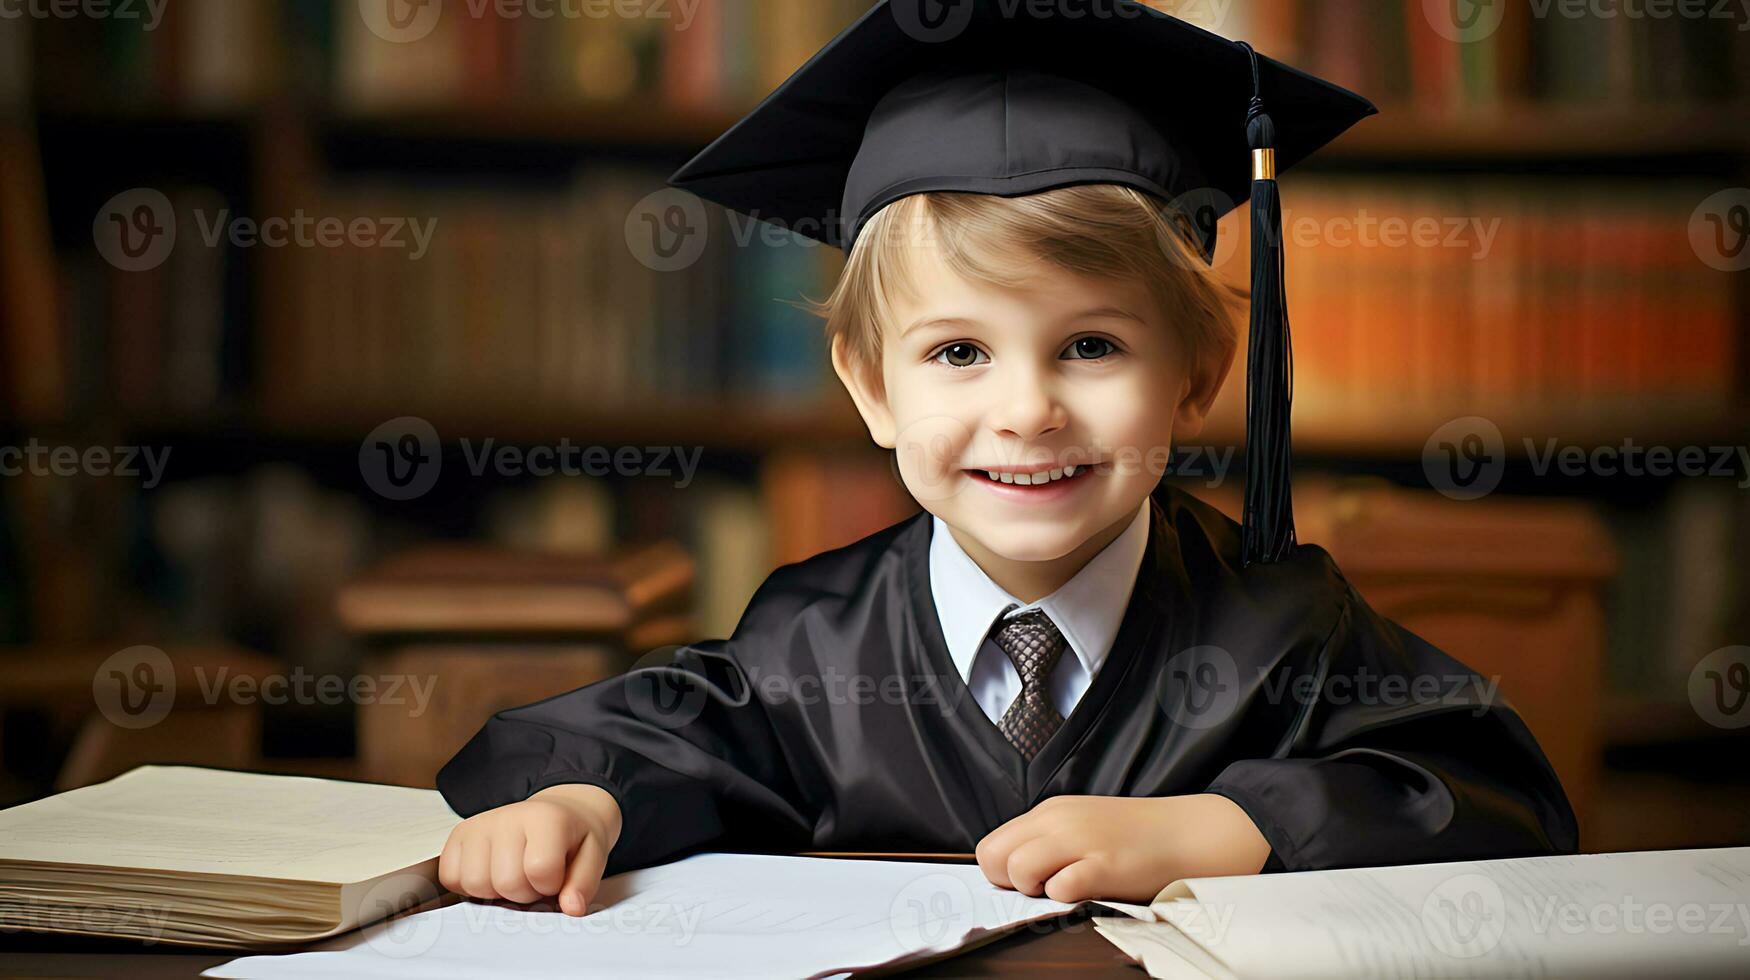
[{"x1": 835, "y1": 241, "x2": 1223, "y2": 563}]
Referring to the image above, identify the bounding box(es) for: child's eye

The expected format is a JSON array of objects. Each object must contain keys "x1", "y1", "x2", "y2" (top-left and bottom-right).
[
  {"x1": 1062, "y1": 336, "x2": 1119, "y2": 360},
  {"x1": 931, "y1": 342, "x2": 989, "y2": 368}
]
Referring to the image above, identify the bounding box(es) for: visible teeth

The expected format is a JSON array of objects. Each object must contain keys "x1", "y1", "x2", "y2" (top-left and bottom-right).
[{"x1": 983, "y1": 466, "x2": 1083, "y2": 485}]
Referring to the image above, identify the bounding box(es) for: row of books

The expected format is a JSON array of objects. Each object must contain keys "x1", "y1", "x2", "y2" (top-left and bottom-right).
[
  {"x1": 34, "y1": 171, "x2": 1743, "y2": 444},
  {"x1": 261, "y1": 167, "x2": 839, "y2": 422},
  {"x1": 1225, "y1": 0, "x2": 1749, "y2": 109},
  {"x1": 26, "y1": 0, "x2": 872, "y2": 112},
  {"x1": 27, "y1": 1, "x2": 1750, "y2": 116},
  {"x1": 1268, "y1": 176, "x2": 1739, "y2": 422}
]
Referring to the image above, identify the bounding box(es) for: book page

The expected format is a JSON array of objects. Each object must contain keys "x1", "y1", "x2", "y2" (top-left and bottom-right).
[
  {"x1": 206, "y1": 852, "x2": 1084, "y2": 979},
  {"x1": 1124, "y1": 847, "x2": 1750, "y2": 979},
  {"x1": 0, "y1": 766, "x2": 460, "y2": 884}
]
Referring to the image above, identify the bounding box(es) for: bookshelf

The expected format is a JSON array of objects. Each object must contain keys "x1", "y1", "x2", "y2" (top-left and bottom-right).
[{"x1": 3, "y1": 0, "x2": 1748, "y2": 756}]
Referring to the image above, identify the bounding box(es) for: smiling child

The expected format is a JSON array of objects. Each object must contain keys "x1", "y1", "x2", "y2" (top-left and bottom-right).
[{"x1": 434, "y1": 1, "x2": 1577, "y2": 916}]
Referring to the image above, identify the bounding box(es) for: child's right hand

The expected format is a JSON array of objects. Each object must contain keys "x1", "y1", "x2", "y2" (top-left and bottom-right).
[{"x1": 438, "y1": 783, "x2": 623, "y2": 917}]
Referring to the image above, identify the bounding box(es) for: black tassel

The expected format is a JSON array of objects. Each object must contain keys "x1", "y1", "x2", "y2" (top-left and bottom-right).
[{"x1": 1238, "y1": 42, "x2": 1296, "y2": 566}]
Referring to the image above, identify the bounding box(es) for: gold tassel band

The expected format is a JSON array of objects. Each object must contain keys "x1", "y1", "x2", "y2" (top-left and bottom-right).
[{"x1": 1252, "y1": 147, "x2": 1276, "y2": 182}]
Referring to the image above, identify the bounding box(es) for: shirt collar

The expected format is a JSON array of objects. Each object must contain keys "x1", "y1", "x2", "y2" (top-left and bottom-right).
[{"x1": 928, "y1": 498, "x2": 1151, "y2": 682}]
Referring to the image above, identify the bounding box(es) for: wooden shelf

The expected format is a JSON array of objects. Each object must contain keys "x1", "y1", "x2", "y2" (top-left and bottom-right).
[
  {"x1": 39, "y1": 100, "x2": 1750, "y2": 161},
  {"x1": 322, "y1": 101, "x2": 744, "y2": 149},
  {"x1": 1323, "y1": 103, "x2": 1750, "y2": 161},
  {"x1": 254, "y1": 398, "x2": 871, "y2": 452},
  {"x1": 1192, "y1": 397, "x2": 1750, "y2": 459}
]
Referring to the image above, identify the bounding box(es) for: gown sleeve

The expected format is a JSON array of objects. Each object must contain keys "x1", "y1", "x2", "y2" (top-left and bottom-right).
[
  {"x1": 1202, "y1": 573, "x2": 1581, "y2": 872},
  {"x1": 434, "y1": 633, "x2": 818, "y2": 876}
]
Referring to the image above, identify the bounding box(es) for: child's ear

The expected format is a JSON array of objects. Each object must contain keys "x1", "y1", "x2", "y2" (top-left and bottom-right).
[
  {"x1": 831, "y1": 334, "x2": 898, "y2": 449},
  {"x1": 1173, "y1": 341, "x2": 1237, "y2": 441}
]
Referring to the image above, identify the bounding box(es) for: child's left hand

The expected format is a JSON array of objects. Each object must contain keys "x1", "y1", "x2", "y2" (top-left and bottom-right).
[{"x1": 974, "y1": 793, "x2": 1272, "y2": 903}]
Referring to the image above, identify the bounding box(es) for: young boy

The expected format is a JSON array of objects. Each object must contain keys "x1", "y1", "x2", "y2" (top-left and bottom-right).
[{"x1": 435, "y1": 1, "x2": 1577, "y2": 916}]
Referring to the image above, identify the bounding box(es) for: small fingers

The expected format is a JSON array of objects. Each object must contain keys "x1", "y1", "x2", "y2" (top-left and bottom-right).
[
  {"x1": 437, "y1": 830, "x2": 462, "y2": 895},
  {"x1": 559, "y1": 834, "x2": 609, "y2": 917},
  {"x1": 1005, "y1": 834, "x2": 1083, "y2": 898},
  {"x1": 521, "y1": 817, "x2": 572, "y2": 898},
  {"x1": 1042, "y1": 857, "x2": 1103, "y2": 904},
  {"x1": 489, "y1": 825, "x2": 542, "y2": 904}
]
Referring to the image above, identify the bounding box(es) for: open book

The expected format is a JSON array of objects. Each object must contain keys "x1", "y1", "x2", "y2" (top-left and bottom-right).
[
  {"x1": 1094, "y1": 847, "x2": 1750, "y2": 979},
  {"x1": 0, "y1": 766, "x2": 460, "y2": 949}
]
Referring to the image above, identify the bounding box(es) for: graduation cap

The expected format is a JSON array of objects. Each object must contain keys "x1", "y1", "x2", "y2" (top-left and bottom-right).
[{"x1": 668, "y1": 0, "x2": 1377, "y2": 566}]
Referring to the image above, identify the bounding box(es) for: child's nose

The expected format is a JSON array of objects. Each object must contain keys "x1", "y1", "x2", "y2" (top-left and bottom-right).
[{"x1": 984, "y1": 365, "x2": 1067, "y2": 443}]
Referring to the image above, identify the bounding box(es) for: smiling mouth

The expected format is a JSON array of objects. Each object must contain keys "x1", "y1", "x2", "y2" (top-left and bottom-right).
[{"x1": 965, "y1": 464, "x2": 1095, "y2": 487}]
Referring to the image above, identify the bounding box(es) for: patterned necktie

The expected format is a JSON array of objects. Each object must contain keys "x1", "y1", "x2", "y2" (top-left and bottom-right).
[{"x1": 991, "y1": 607, "x2": 1068, "y2": 761}]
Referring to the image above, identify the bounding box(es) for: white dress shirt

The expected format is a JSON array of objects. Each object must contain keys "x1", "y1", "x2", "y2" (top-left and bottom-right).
[{"x1": 928, "y1": 499, "x2": 1152, "y2": 725}]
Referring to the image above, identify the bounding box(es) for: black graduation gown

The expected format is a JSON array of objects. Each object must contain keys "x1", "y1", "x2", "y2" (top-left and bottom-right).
[{"x1": 436, "y1": 484, "x2": 1578, "y2": 877}]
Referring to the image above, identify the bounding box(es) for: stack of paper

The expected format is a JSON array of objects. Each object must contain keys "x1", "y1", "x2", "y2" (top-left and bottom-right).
[
  {"x1": 204, "y1": 853, "x2": 1082, "y2": 979},
  {"x1": 1095, "y1": 847, "x2": 1750, "y2": 979}
]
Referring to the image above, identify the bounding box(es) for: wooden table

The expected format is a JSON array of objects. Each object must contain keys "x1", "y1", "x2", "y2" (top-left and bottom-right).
[{"x1": 0, "y1": 908, "x2": 1141, "y2": 978}]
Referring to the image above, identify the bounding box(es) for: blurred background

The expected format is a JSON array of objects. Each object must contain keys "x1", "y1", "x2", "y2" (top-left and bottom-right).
[{"x1": 0, "y1": 1, "x2": 1747, "y2": 854}]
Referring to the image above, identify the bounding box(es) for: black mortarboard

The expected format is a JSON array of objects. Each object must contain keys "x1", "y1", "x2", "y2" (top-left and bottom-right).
[{"x1": 668, "y1": 0, "x2": 1377, "y2": 565}]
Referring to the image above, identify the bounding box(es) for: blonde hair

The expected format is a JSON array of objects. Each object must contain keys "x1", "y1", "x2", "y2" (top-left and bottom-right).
[{"x1": 802, "y1": 184, "x2": 1244, "y2": 390}]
